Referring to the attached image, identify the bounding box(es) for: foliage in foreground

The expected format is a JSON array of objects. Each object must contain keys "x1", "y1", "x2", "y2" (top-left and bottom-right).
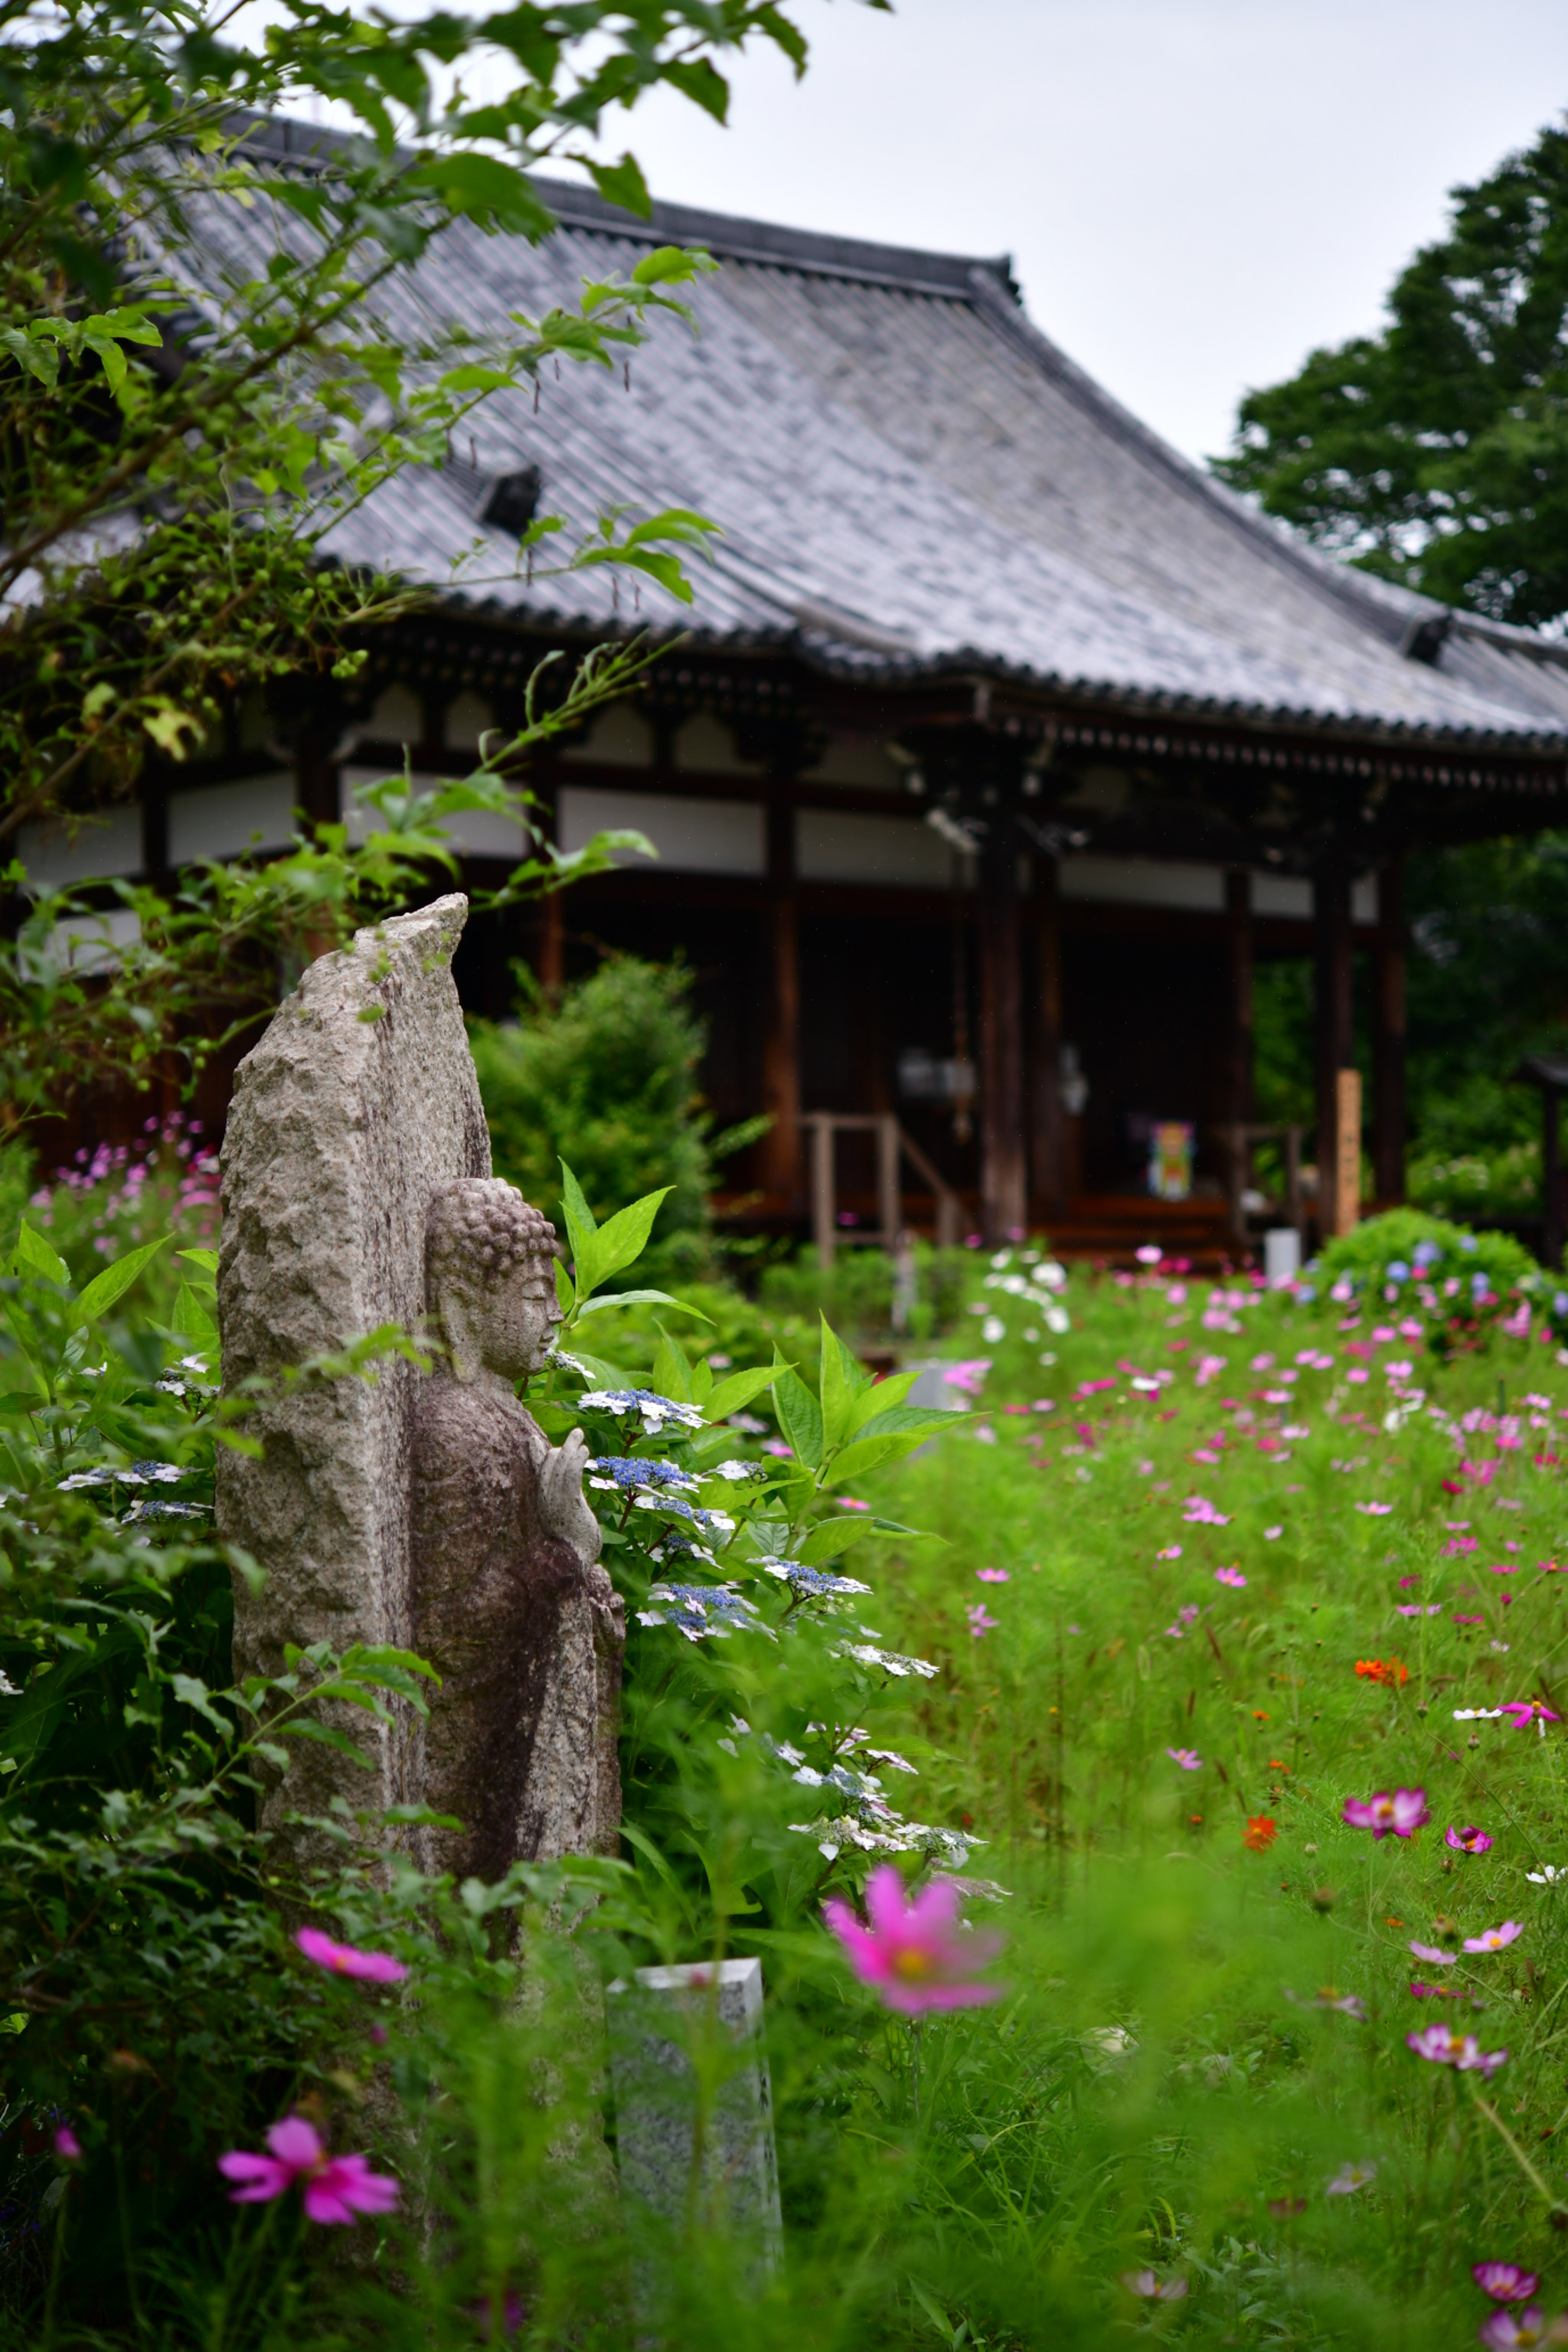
[{"x1": 14, "y1": 1204, "x2": 1568, "y2": 2346}]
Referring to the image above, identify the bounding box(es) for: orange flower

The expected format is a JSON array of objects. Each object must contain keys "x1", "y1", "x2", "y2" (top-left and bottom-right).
[
  {"x1": 1252, "y1": 1710, "x2": 1270, "y2": 1720},
  {"x1": 1243, "y1": 1816, "x2": 1278, "y2": 1851},
  {"x1": 1354, "y1": 1658, "x2": 1410, "y2": 1687}
]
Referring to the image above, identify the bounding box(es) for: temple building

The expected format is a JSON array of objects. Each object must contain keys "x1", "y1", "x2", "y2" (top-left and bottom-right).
[{"x1": 51, "y1": 129, "x2": 1568, "y2": 1253}]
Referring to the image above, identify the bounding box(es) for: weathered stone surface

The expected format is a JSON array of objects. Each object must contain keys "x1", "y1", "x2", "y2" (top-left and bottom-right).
[
  {"x1": 609, "y1": 1958, "x2": 782, "y2": 2272},
  {"x1": 217, "y1": 894, "x2": 490, "y2": 1847},
  {"x1": 412, "y1": 1178, "x2": 623, "y2": 1879}
]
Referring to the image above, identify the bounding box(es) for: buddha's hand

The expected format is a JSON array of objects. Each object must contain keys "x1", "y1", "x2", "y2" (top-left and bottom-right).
[{"x1": 539, "y1": 1425, "x2": 603, "y2": 1562}]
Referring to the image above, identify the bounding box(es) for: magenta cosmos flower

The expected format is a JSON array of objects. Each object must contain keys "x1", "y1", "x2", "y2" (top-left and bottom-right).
[
  {"x1": 1464, "y1": 1922, "x2": 1524, "y2": 1955},
  {"x1": 294, "y1": 1926, "x2": 408, "y2": 1984},
  {"x1": 1214, "y1": 1566, "x2": 1247, "y2": 1588},
  {"x1": 1166, "y1": 1748, "x2": 1202, "y2": 1769},
  {"x1": 823, "y1": 1866, "x2": 1004, "y2": 2017},
  {"x1": 218, "y1": 2116, "x2": 400, "y2": 2225},
  {"x1": 1343, "y1": 1788, "x2": 1429, "y2": 1839},
  {"x1": 1478, "y1": 2307, "x2": 1568, "y2": 2350},
  {"x1": 1475, "y1": 2266, "x2": 1541, "y2": 2304},
  {"x1": 53, "y1": 2126, "x2": 81, "y2": 2160},
  {"x1": 1501, "y1": 1701, "x2": 1562, "y2": 1731},
  {"x1": 1446, "y1": 1825, "x2": 1495, "y2": 1855}
]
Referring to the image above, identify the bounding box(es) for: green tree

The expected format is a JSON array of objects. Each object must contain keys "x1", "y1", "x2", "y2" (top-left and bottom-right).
[
  {"x1": 1214, "y1": 120, "x2": 1568, "y2": 626},
  {"x1": 0, "y1": 0, "x2": 867, "y2": 1122},
  {"x1": 470, "y1": 956, "x2": 762, "y2": 1282}
]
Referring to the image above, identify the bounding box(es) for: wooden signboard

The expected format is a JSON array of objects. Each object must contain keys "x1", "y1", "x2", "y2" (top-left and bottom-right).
[{"x1": 1334, "y1": 1067, "x2": 1362, "y2": 1236}]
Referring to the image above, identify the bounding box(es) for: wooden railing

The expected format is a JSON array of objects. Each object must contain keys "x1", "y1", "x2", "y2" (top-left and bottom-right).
[{"x1": 798, "y1": 1112, "x2": 963, "y2": 1267}]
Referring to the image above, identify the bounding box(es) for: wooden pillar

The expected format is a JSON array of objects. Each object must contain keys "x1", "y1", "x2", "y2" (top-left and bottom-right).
[
  {"x1": 978, "y1": 819, "x2": 1027, "y2": 1242},
  {"x1": 1224, "y1": 868, "x2": 1254, "y2": 1124},
  {"x1": 1313, "y1": 855, "x2": 1355, "y2": 1236},
  {"x1": 1031, "y1": 854, "x2": 1066, "y2": 1217},
  {"x1": 1544, "y1": 1087, "x2": 1563, "y2": 1273},
  {"x1": 1372, "y1": 855, "x2": 1406, "y2": 1207},
  {"x1": 759, "y1": 796, "x2": 801, "y2": 1207}
]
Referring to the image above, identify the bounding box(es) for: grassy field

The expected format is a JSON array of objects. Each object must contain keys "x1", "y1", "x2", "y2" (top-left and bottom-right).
[{"x1": 791, "y1": 1247, "x2": 1568, "y2": 2347}]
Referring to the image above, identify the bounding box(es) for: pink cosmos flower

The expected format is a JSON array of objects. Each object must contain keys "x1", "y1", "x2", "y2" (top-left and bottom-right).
[
  {"x1": 218, "y1": 2116, "x2": 400, "y2": 2225},
  {"x1": 1410, "y1": 1941, "x2": 1459, "y2": 1965},
  {"x1": 1491, "y1": 1564, "x2": 1523, "y2": 1577},
  {"x1": 1463, "y1": 1922, "x2": 1524, "y2": 1954},
  {"x1": 1446, "y1": 1825, "x2": 1495, "y2": 1855},
  {"x1": 975, "y1": 1567, "x2": 1009, "y2": 1584},
  {"x1": 53, "y1": 2126, "x2": 81, "y2": 2161},
  {"x1": 1264, "y1": 1525, "x2": 1282, "y2": 1540},
  {"x1": 1446, "y1": 1536, "x2": 1481, "y2": 1556},
  {"x1": 1166, "y1": 1748, "x2": 1202, "y2": 1769},
  {"x1": 1119, "y1": 2272, "x2": 1188, "y2": 2301},
  {"x1": 1476, "y1": 2266, "x2": 1542, "y2": 2305},
  {"x1": 1156, "y1": 1544, "x2": 1183, "y2": 1560},
  {"x1": 1478, "y1": 2307, "x2": 1568, "y2": 2351},
  {"x1": 1214, "y1": 1566, "x2": 1247, "y2": 1588},
  {"x1": 1183, "y1": 1494, "x2": 1230, "y2": 1525},
  {"x1": 822, "y1": 1866, "x2": 1004, "y2": 2016},
  {"x1": 294, "y1": 1926, "x2": 409, "y2": 1984},
  {"x1": 1343, "y1": 1788, "x2": 1429, "y2": 1839},
  {"x1": 1406, "y1": 2024, "x2": 1510, "y2": 2078},
  {"x1": 942, "y1": 1360, "x2": 991, "y2": 1398},
  {"x1": 965, "y1": 1603, "x2": 998, "y2": 1638},
  {"x1": 1501, "y1": 1700, "x2": 1562, "y2": 1730},
  {"x1": 1355, "y1": 1501, "x2": 1394, "y2": 1516}
]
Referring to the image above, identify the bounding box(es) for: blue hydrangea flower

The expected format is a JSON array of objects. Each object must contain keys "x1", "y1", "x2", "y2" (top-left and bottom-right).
[
  {"x1": 578, "y1": 1389, "x2": 704, "y2": 1432},
  {"x1": 587, "y1": 1457, "x2": 700, "y2": 1494},
  {"x1": 635, "y1": 1582, "x2": 770, "y2": 1642},
  {"x1": 1387, "y1": 1260, "x2": 1410, "y2": 1282},
  {"x1": 758, "y1": 1557, "x2": 872, "y2": 1605},
  {"x1": 633, "y1": 1492, "x2": 735, "y2": 1537}
]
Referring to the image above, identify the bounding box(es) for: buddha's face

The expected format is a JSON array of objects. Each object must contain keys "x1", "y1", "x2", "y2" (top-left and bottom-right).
[{"x1": 439, "y1": 1263, "x2": 561, "y2": 1383}]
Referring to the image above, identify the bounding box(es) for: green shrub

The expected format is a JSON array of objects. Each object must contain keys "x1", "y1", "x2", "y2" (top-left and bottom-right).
[
  {"x1": 469, "y1": 956, "x2": 754, "y2": 1286},
  {"x1": 1315, "y1": 1205, "x2": 1546, "y2": 1354}
]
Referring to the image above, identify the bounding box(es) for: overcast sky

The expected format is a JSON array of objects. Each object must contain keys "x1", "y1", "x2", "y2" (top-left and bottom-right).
[{"x1": 599, "y1": 0, "x2": 1568, "y2": 465}]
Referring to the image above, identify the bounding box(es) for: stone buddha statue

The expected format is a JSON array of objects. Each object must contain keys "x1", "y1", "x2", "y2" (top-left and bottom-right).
[{"x1": 411, "y1": 1178, "x2": 624, "y2": 1881}]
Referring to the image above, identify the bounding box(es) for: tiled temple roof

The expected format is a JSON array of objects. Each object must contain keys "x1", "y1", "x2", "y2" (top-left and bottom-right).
[{"x1": 210, "y1": 122, "x2": 1568, "y2": 748}]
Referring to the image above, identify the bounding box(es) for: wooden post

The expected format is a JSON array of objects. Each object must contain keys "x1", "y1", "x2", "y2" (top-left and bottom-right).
[
  {"x1": 1225, "y1": 868, "x2": 1254, "y2": 1125},
  {"x1": 875, "y1": 1114, "x2": 900, "y2": 1248},
  {"x1": 978, "y1": 821, "x2": 1027, "y2": 1243},
  {"x1": 1372, "y1": 856, "x2": 1406, "y2": 1207},
  {"x1": 1334, "y1": 1067, "x2": 1362, "y2": 1235},
  {"x1": 1313, "y1": 856, "x2": 1354, "y2": 1236},
  {"x1": 1545, "y1": 1086, "x2": 1563, "y2": 1273},
  {"x1": 807, "y1": 1116, "x2": 835, "y2": 1271},
  {"x1": 1031, "y1": 854, "x2": 1066, "y2": 1218},
  {"x1": 760, "y1": 797, "x2": 801, "y2": 1208}
]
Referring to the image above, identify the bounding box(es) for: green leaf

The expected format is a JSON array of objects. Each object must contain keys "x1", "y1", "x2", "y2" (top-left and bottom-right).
[
  {"x1": 690, "y1": 1355, "x2": 714, "y2": 1407},
  {"x1": 704, "y1": 1364, "x2": 787, "y2": 1420},
  {"x1": 558, "y1": 1160, "x2": 601, "y2": 1295},
  {"x1": 651, "y1": 1323, "x2": 692, "y2": 1405},
  {"x1": 590, "y1": 1186, "x2": 674, "y2": 1284},
  {"x1": 13, "y1": 1222, "x2": 67, "y2": 1289},
  {"x1": 554, "y1": 1256, "x2": 577, "y2": 1316},
  {"x1": 70, "y1": 1235, "x2": 170, "y2": 1326},
  {"x1": 170, "y1": 1283, "x2": 219, "y2": 1341},
  {"x1": 573, "y1": 1288, "x2": 710, "y2": 1320},
  {"x1": 278, "y1": 1720, "x2": 377, "y2": 1771},
  {"x1": 585, "y1": 153, "x2": 651, "y2": 217},
  {"x1": 772, "y1": 1361, "x2": 824, "y2": 1472},
  {"x1": 848, "y1": 1368, "x2": 918, "y2": 1434},
  {"x1": 172, "y1": 1673, "x2": 229, "y2": 1732},
  {"x1": 178, "y1": 1249, "x2": 219, "y2": 1274},
  {"x1": 818, "y1": 1315, "x2": 872, "y2": 1453},
  {"x1": 663, "y1": 54, "x2": 730, "y2": 123},
  {"x1": 404, "y1": 154, "x2": 555, "y2": 237},
  {"x1": 631, "y1": 243, "x2": 706, "y2": 288}
]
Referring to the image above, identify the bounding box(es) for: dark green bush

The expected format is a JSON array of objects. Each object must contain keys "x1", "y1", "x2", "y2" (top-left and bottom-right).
[{"x1": 469, "y1": 957, "x2": 758, "y2": 1286}]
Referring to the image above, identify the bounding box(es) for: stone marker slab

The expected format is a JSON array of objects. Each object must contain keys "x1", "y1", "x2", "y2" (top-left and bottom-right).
[
  {"x1": 216, "y1": 894, "x2": 489, "y2": 1853},
  {"x1": 609, "y1": 1957, "x2": 782, "y2": 2272}
]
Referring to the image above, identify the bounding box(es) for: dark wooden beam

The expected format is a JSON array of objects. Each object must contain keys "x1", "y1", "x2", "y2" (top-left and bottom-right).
[
  {"x1": 760, "y1": 795, "x2": 801, "y2": 1207},
  {"x1": 1372, "y1": 854, "x2": 1406, "y2": 1205},
  {"x1": 1224, "y1": 867, "x2": 1254, "y2": 1127},
  {"x1": 1031, "y1": 854, "x2": 1065, "y2": 1216},
  {"x1": 978, "y1": 820, "x2": 1027, "y2": 1242},
  {"x1": 1313, "y1": 855, "x2": 1355, "y2": 1236}
]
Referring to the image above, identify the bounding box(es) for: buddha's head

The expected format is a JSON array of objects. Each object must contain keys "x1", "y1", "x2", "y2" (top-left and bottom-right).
[{"x1": 424, "y1": 1178, "x2": 560, "y2": 1384}]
